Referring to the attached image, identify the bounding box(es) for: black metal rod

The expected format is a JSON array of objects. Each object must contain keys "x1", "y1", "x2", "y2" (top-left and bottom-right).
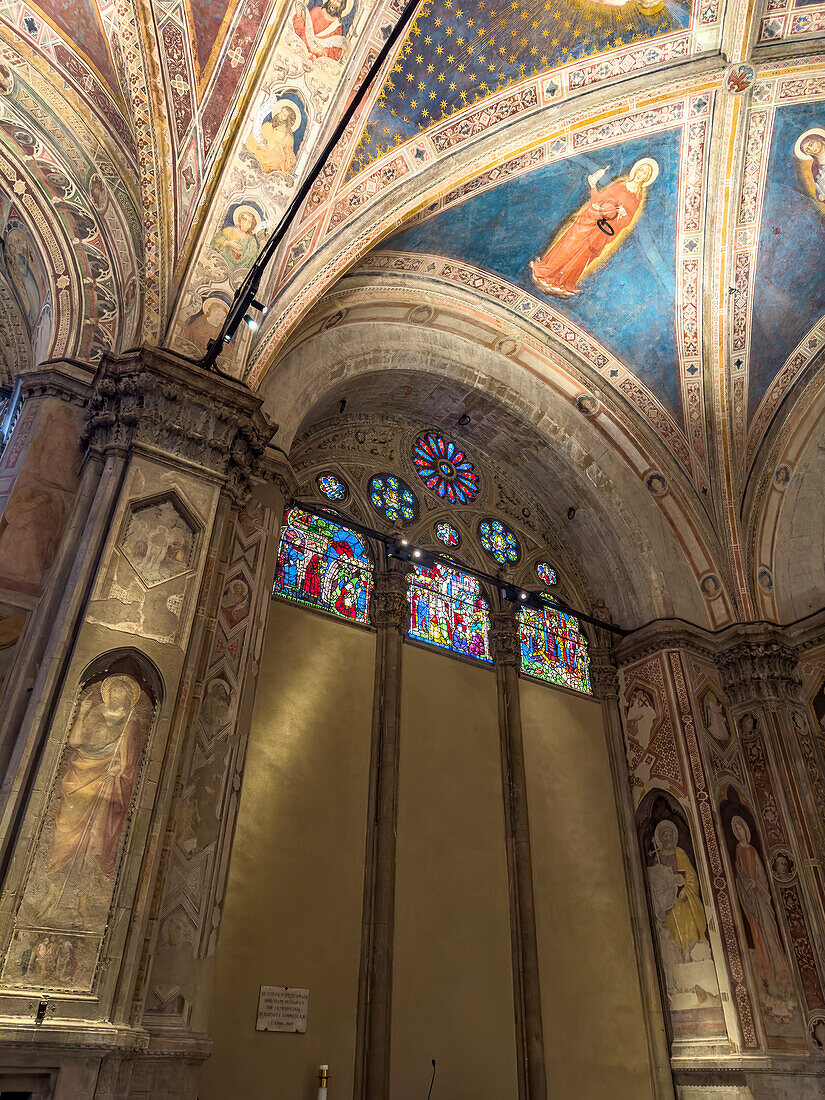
[
  {"x1": 289, "y1": 499, "x2": 626, "y2": 635},
  {"x1": 198, "y1": 0, "x2": 422, "y2": 373}
]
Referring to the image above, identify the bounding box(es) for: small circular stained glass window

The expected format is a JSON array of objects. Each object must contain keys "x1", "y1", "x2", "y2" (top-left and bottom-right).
[
  {"x1": 479, "y1": 519, "x2": 520, "y2": 565},
  {"x1": 369, "y1": 474, "x2": 418, "y2": 525},
  {"x1": 317, "y1": 472, "x2": 348, "y2": 502},
  {"x1": 536, "y1": 562, "x2": 557, "y2": 586},
  {"x1": 435, "y1": 522, "x2": 460, "y2": 547},
  {"x1": 412, "y1": 434, "x2": 478, "y2": 504}
]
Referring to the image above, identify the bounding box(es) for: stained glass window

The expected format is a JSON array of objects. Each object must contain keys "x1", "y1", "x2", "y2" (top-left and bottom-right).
[
  {"x1": 536, "y1": 562, "x2": 557, "y2": 586},
  {"x1": 274, "y1": 507, "x2": 373, "y2": 624},
  {"x1": 412, "y1": 434, "x2": 479, "y2": 503},
  {"x1": 435, "y1": 522, "x2": 460, "y2": 547},
  {"x1": 479, "y1": 519, "x2": 520, "y2": 564},
  {"x1": 518, "y1": 605, "x2": 591, "y2": 694},
  {"x1": 369, "y1": 474, "x2": 418, "y2": 524},
  {"x1": 408, "y1": 562, "x2": 491, "y2": 662},
  {"x1": 317, "y1": 472, "x2": 348, "y2": 502}
]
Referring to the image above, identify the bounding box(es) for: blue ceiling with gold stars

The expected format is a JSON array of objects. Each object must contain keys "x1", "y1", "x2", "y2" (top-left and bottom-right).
[{"x1": 347, "y1": 0, "x2": 691, "y2": 174}]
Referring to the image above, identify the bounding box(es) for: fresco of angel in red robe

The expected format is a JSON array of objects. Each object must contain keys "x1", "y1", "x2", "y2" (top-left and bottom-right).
[{"x1": 530, "y1": 158, "x2": 659, "y2": 299}]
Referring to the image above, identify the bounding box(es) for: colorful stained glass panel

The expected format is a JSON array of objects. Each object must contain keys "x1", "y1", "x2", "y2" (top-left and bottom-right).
[
  {"x1": 369, "y1": 474, "x2": 418, "y2": 524},
  {"x1": 435, "y1": 522, "x2": 460, "y2": 547},
  {"x1": 479, "y1": 519, "x2": 520, "y2": 564},
  {"x1": 408, "y1": 562, "x2": 491, "y2": 662},
  {"x1": 412, "y1": 434, "x2": 479, "y2": 504},
  {"x1": 273, "y1": 507, "x2": 373, "y2": 624},
  {"x1": 316, "y1": 472, "x2": 348, "y2": 502},
  {"x1": 536, "y1": 562, "x2": 557, "y2": 586},
  {"x1": 518, "y1": 606, "x2": 591, "y2": 694}
]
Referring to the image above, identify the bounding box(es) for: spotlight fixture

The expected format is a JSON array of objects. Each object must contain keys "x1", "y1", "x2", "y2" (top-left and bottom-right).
[
  {"x1": 386, "y1": 539, "x2": 436, "y2": 568},
  {"x1": 244, "y1": 315, "x2": 260, "y2": 331},
  {"x1": 501, "y1": 584, "x2": 545, "y2": 611},
  {"x1": 251, "y1": 298, "x2": 268, "y2": 315}
]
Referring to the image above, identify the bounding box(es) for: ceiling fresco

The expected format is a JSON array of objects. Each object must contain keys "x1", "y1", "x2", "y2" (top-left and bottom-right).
[
  {"x1": 6, "y1": 0, "x2": 120, "y2": 94},
  {"x1": 347, "y1": 0, "x2": 692, "y2": 172},
  {"x1": 380, "y1": 127, "x2": 685, "y2": 417},
  {"x1": 747, "y1": 99, "x2": 825, "y2": 421}
]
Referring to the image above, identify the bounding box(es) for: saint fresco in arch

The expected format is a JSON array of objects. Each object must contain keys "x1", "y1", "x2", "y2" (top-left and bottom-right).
[
  {"x1": 244, "y1": 97, "x2": 304, "y2": 176},
  {"x1": 530, "y1": 158, "x2": 658, "y2": 298},
  {"x1": 701, "y1": 689, "x2": 730, "y2": 745}
]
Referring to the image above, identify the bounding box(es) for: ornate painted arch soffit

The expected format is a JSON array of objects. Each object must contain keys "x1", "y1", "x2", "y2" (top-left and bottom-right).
[
  {"x1": 0, "y1": 57, "x2": 143, "y2": 362},
  {"x1": 268, "y1": 306, "x2": 738, "y2": 629}
]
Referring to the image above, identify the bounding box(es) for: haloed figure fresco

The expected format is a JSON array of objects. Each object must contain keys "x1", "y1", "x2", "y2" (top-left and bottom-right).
[
  {"x1": 530, "y1": 158, "x2": 658, "y2": 298},
  {"x1": 795, "y1": 127, "x2": 825, "y2": 211}
]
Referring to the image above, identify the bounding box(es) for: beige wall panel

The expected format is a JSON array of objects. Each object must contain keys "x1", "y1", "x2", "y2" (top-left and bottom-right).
[
  {"x1": 520, "y1": 679, "x2": 652, "y2": 1099},
  {"x1": 392, "y1": 644, "x2": 517, "y2": 1100},
  {"x1": 201, "y1": 600, "x2": 375, "y2": 1100}
]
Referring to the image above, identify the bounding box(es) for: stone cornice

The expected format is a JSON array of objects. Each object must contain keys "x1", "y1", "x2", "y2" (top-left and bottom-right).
[
  {"x1": 82, "y1": 347, "x2": 277, "y2": 503},
  {"x1": 18, "y1": 359, "x2": 96, "y2": 405}
]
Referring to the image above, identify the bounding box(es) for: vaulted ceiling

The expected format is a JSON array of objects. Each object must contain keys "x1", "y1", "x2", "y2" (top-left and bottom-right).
[{"x1": 0, "y1": 0, "x2": 823, "y2": 630}]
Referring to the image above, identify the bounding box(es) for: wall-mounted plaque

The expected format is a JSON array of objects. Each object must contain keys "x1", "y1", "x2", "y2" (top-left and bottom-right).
[{"x1": 256, "y1": 986, "x2": 309, "y2": 1033}]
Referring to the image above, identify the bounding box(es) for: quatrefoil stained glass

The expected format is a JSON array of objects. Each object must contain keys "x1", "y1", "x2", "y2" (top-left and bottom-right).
[
  {"x1": 435, "y1": 522, "x2": 460, "y2": 547},
  {"x1": 369, "y1": 474, "x2": 418, "y2": 524},
  {"x1": 412, "y1": 434, "x2": 478, "y2": 504},
  {"x1": 536, "y1": 562, "x2": 557, "y2": 586},
  {"x1": 479, "y1": 519, "x2": 520, "y2": 565},
  {"x1": 316, "y1": 473, "x2": 348, "y2": 502}
]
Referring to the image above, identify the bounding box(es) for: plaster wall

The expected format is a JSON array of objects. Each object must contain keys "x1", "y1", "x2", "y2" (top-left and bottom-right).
[
  {"x1": 199, "y1": 599, "x2": 375, "y2": 1100},
  {"x1": 520, "y1": 677, "x2": 654, "y2": 1099},
  {"x1": 391, "y1": 642, "x2": 517, "y2": 1099}
]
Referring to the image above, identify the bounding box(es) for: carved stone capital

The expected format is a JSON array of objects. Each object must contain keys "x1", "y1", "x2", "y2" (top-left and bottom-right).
[
  {"x1": 588, "y1": 646, "x2": 619, "y2": 700},
  {"x1": 371, "y1": 568, "x2": 411, "y2": 633},
  {"x1": 82, "y1": 347, "x2": 276, "y2": 502},
  {"x1": 490, "y1": 610, "x2": 520, "y2": 667},
  {"x1": 717, "y1": 639, "x2": 803, "y2": 707}
]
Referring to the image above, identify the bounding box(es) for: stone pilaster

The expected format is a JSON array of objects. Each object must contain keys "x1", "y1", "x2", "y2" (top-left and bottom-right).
[
  {"x1": 0, "y1": 349, "x2": 274, "y2": 1096},
  {"x1": 490, "y1": 608, "x2": 546, "y2": 1100},
  {"x1": 355, "y1": 562, "x2": 410, "y2": 1100}
]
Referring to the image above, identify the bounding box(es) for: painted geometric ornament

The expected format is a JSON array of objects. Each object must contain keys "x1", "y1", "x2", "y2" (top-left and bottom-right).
[{"x1": 412, "y1": 434, "x2": 479, "y2": 504}]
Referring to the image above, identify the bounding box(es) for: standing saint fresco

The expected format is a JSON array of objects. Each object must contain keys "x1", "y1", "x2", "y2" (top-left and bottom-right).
[
  {"x1": 702, "y1": 690, "x2": 730, "y2": 744},
  {"x1": 33, "y1": 672, "x2": 151, "y2": 923},
  {"x1": 648, "y1": 819, "x2": 707, "y2": 963},
  {"x1": 530, "y1": 158, "x2": 658, "y2": 298},
  {"x1": 730, "y1": 815, "x2": 791, "y2": 989}
]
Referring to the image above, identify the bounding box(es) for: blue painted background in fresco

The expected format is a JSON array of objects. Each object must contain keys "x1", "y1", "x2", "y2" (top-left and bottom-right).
[
  {"x1": 749, "y1": 102, "x2": 825, "y2": 421},
  {"x1": 384, "y1": 128, "x2": 683, "y2": 415}
]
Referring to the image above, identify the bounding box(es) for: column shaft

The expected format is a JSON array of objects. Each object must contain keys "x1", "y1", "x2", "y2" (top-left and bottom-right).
[{"x1": 490, "y1": 609, "x2": 546, "y2": 1100}]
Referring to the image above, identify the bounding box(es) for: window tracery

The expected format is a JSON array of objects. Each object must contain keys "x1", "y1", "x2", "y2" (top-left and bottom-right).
[
  {"x1": 479, "y1": 518, "x2": 520, "y2": 564},
  {"x1": 435, "y1": 521, "x2": 461, "y2": 547},
  {"x1": 316, "y1": 472, "x2": 348, "y2": 501},
  {"x1": 535, "y1": 562, "x2": 557, "y2": 586},
  {"x1": 273, "y1": 507, "x2": 373, "y2": 624},
  {"x1": 369, "y1": 474, "x2": 418, "y2": 524},
  {"x1": 412, "y1": 434, "x2": 478, "y2": 503}
]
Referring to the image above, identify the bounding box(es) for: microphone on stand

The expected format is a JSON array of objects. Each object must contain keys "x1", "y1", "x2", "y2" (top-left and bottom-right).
[{"x1": 426, "y1": 1059, "x2": 436, "y2": 1099}]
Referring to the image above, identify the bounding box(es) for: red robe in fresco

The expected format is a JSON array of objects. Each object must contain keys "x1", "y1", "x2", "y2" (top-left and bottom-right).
[{"x1": 530, "y1": 178, "x2": 642, "y2": 297}]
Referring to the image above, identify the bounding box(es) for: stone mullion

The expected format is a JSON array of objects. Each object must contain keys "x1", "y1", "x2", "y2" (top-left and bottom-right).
[
  {"x1": 355, "y1": 562, "x2": 409, "y2": 1100},
  {"x1": 489, "y1": 608, "x2": 546, "y2": 1100},
  {"x1": 590, "y1": 646, "x2": 674, "y2": 1100}
]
